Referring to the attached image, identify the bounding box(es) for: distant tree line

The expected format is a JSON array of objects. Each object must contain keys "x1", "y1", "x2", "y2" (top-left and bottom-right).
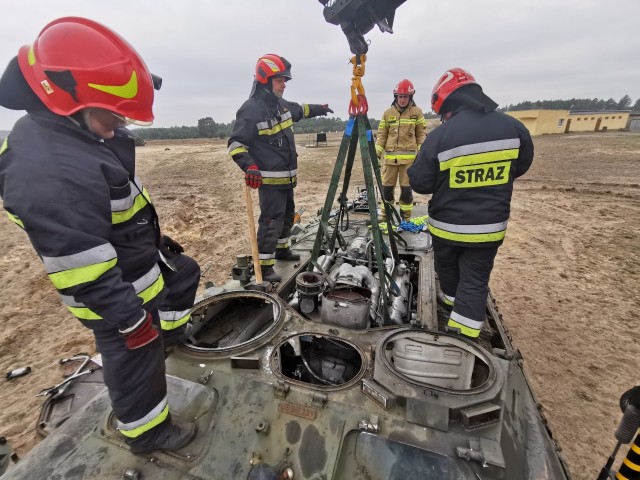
[
  {"x1": 131, "y1": 116, "x2": 380, "y2": 141},
  {"x1": 129, "y1": 95, "x2": 639, "y2": 141},
  {"x1": 501, "y1": 95, "x2": 640, "y2": 113}
]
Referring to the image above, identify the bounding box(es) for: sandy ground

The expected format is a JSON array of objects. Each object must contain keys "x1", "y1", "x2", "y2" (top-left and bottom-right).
[{"x1": 0, "y1": 130, "x2": 638, "y2": 479}]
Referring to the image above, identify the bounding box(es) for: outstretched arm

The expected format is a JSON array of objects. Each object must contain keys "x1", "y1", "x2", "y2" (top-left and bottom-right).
[{"x1": 286, "y1": 100, "x2": 333, "y2": 121}]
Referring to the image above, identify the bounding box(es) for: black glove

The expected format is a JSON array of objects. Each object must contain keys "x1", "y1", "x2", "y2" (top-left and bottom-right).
[
  {"x1": 162, "y1": 234, "x2": 184, "y2": 254},
  {"x1": 321, "y1": 104, "x2": 334, "y2": 116}
]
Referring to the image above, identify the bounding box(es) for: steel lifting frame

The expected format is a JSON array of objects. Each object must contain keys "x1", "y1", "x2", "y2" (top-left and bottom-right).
[{"x1": 308, "y1": 114, "x2": 402, "y2": 326}]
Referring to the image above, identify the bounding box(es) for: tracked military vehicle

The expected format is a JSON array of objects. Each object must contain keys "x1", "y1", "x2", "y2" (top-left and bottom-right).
[
  {"x1": 1, "y1": 196, "x2": 572, "y2": 480},
  {"x1": 1, "y1": 2, "x2": 573, "y2": 479}
]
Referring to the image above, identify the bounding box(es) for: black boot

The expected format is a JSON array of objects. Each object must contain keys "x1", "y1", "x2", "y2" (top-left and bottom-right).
[
  {"x1": 128, "y1": 421, "x2": 197, "y2": 454},
  {"x1": 261, "y1": 266, "x2": 282, "y2": 283},
  {"x1": 275, "y1": 248, "x2": 300, "y2": 261}
]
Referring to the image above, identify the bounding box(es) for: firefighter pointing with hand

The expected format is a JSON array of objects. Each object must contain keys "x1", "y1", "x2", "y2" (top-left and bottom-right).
[
  {"x1": 228, "y1": 54, "x2": 333, "y2": 283},
  {"x1": 0, "y1": 17, "x2": 200, "y2": 454},
  {"x1": 375, "y1": 79, "x2": 428, "y2": 221},
  {"x1": 408, "y1": 68, "x2": 534, "y2": 340}
]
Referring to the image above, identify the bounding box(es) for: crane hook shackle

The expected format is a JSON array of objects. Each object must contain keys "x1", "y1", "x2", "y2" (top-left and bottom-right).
[{"x1": 349, "y1": 54, "x2": 368, "y2": 115}]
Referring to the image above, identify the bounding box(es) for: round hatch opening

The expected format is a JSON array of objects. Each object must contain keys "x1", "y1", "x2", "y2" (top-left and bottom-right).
[
  {"x1": 272, "y1": 334, "x2": 365, "y2": 390},
  {"x1": 380, "y1": 330, "x2": 495, "y2": 392},
  {"x1": 182, "y1": 290, "x2": 283, "y2": 356}
]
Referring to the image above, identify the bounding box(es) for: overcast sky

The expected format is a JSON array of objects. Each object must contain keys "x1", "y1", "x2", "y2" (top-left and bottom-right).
[{"x1": 0, "y1": 0, "x2": 638, "y2": 129}]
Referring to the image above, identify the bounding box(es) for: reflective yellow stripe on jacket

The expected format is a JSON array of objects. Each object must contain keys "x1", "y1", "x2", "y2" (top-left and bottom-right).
[
  {"x1": 428, "y1": 218, "x2": 508, "y2": 244},
  {"x1": 111, "y1": 177, "x2": 152, "y2": 224},
  {"x1": 5, "y1": 210, "x2": 24, "y2": 228},
  {"x1": 383, "y1": 150, "x2": 418, "y2": 162},
  {"x1": 438, "y1": 139, "x2": 520, "y2": 189},
  {"x1": 257, "y1": 111, "x2": 293, "y2": 136},
  {"x1": 59, "y1": 263, "x2": 165, "y2": 320},
  {"x1": 261, "y1": 169, "x2": 297, "y2": 186},
  {"x1": 159, "y1": 308, "x2": 191, "y2": 331},
  {"x1": 228, "y1": 141, "x2": 248, "y2": 157},
  {"x1": 42, "y1": 244, "x2": 118, "y2": 290}
]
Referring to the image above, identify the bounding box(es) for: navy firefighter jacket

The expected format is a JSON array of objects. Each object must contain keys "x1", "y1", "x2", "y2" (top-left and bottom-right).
[
  {"x1": 0, "y1": 110, "x2": 166, "y2": 331},
  {"x1": 227, "y1": 87, "x2": 327, "y2": 189},
  {"x1": 408, "y1": 106, "x2": 534, "y2": 247}
]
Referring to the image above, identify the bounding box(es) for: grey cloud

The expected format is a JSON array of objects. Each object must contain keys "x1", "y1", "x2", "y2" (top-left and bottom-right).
[{"x1": 0, "y1": 0, "x2": 638, "y2": 129}]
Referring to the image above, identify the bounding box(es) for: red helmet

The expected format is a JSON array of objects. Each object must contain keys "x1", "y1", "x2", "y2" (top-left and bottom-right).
[
  {"x1": 431, "y1": 68, "x2": 477, "y2": 114},
  {"x1": 393, "y1": 79, "x2": 415, "y2": 96},
  {"x1": 254, "y1": 54, "x2": 292, "y2": 84},
  {"x1": 17, "y1": 17, "x2": 155, "y2": 123}
]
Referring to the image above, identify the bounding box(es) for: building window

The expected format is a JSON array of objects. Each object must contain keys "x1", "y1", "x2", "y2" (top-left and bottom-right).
[
  {"x1": 577, "y1": 118, "x2": 581, "y2": 121},
  {"x1": 618, "y1": 116, "x2": 622, "y2": 119},
  {"x1": 557, "y1": 118, "x2": 564, "y2": 127},
  {"x1": 591, "y1": 117, "x2": 595, "y2": 120},
  {"x1": 605, "y1": 117, "x2": 609, "y2": 119}
]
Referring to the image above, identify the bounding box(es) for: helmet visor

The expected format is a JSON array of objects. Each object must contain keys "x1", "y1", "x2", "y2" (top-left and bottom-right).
[{"x1": 111, "y1": 111, "x2": 153, "y2": 127}]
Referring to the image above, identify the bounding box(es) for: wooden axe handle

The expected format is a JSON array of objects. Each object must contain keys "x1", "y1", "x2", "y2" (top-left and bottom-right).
[{"x1": 243, "y1": 184, "x2": 263, "y2": 284}]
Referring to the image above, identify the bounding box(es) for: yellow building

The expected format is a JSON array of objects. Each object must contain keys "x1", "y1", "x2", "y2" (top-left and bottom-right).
[
  {"x1": 506, "y1": 109, "x2": 631, "y2": 135},
  {"x1": 506, "y1": 110, "x2": 569, "y2": 135},
  {"x1": 566, "y1": 111, "x2": 630, "y2": 132}
]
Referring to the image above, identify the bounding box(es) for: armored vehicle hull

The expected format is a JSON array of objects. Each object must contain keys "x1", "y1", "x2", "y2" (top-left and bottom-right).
[{"x1": 2, "y1": 205, "x2": 571, "y2": 480}]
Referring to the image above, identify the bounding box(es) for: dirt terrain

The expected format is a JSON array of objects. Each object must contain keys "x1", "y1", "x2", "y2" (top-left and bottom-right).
[{"x1": 0, "y1": 130, "x2": 638, "y2": 479}]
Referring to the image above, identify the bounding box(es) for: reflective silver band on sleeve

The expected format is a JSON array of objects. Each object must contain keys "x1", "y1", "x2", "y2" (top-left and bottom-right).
[{"x1": 228, "y1": 141, "x2": 248, "y2": 154}]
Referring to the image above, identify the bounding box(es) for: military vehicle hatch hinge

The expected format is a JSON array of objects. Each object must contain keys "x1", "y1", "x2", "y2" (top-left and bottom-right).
[
  {"x1": 456, "y1": 439, "x2": 487, "y2": 467},
  {"x1": 358, "y1": 414, "x2": 380, "y2": 433},
  {"x1": 273, "y1": 380, "x2": 290, "y2": 399},
  {"x1": 456, "y1": 438, "x2": 506, "y2": 469},
  {"x1": 311, "y1": 392, "x2": 328, "y2": 408}
]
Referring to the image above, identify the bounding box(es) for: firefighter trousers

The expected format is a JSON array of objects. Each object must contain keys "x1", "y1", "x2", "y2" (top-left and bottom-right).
[
  {"x1": 91, "y1": 252, "x2": 200, "y2": 446},
  {"x1": 158, "y1": 251, "x2": 201, "y2": 346},
  {"x1": 381, "y1": 163, "x2": 413, "y2": 217},
  {"x1": 93, "y1": 309, "x2": 168, "y2": 444},
  {"x1": 257, "y1": 188, "x2": 295, "y2": 266},
  {"x1": 381, "y1": 162, "x2": 412, "y2": 189},
  {"x1": 433, "y1": 239, "x2": 499, "y2": 338}
]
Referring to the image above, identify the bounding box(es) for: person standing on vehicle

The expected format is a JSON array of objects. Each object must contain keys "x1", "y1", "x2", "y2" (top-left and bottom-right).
[
  {"x1": 0, "y1": 17, "x2": 200, "y2": 453},
  {"x1": 408, "y1": 68, "x2": 534, "y2": 340},
  {"x1": 228, "y1": 54, "x2": 333, "y2": 283},
  {"x1": 375, "y1": 79, "x2": 427, "y2": 221}
]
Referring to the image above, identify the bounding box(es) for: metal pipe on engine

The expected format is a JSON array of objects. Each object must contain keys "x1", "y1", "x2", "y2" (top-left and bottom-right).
[{"x1": 388, "y1": 262, "x2": 411, "y2": 324}]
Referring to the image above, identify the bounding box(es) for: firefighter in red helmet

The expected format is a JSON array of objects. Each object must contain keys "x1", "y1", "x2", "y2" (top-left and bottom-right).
[
  {"x1": 228, "y1": 54, "x2": 333, "y2": 283},
  {"x1": 0, "y1": 17, "x2": 200, "y2": 453},
  {"x1": 408, "y1": 68, "x2": 534, "y2": 340},
  {"x1": 375, "y1": 79, "x2": 428, "y2": 221}
]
